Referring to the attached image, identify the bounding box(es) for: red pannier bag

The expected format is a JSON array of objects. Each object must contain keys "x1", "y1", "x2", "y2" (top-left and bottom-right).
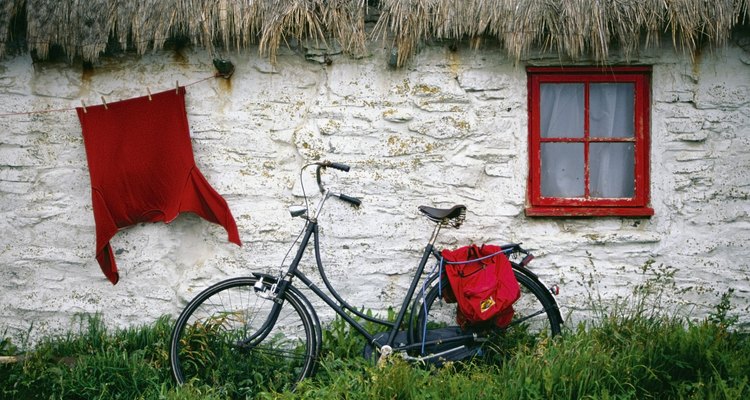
[{"x1": 441, "y1": 244, "x2": 520, "y2": 329}]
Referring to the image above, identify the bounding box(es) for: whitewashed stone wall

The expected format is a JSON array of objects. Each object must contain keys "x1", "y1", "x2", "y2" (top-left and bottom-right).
[{"x1": 1, "y1": 38, "x2": 749, "y2": 344}]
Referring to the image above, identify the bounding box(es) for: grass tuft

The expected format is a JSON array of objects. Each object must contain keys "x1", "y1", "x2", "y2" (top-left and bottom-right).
[{"x1": 1, "y1": 291, "x2": 749, "y2": 399}]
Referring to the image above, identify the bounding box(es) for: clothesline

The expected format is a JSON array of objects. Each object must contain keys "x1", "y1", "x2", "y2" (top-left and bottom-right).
[{"x1": 0, "y1": 73, "x2": 220, "y2": 118}]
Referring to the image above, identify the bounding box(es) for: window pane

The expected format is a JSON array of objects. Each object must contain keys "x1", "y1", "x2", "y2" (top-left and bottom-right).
[
  {"x1": 540, "y1": 83, "x2": 584, "y2": 138},
  {"x1": 590, "y1": 83, "x2": 634, "y2": 138},
  {"x1": 541, "y1": 143, "x2": 584, "y2": 197},
  {"x1": 590, "y1": 143, "x2": 635, "y2": 198}
]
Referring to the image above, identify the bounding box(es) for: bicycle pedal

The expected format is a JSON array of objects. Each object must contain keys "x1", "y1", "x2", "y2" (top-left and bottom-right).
[
  {"x1": 377, "y1": 345, "x2": 393, "y2": 367},
  {"x1": 363, "y1": 331, "x2": 407, "y2": 362}
]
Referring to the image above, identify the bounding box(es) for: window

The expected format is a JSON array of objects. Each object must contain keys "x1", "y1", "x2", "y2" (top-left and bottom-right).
[{"x1": 526, "y1": 67, "x2": 653, "y2": 217}]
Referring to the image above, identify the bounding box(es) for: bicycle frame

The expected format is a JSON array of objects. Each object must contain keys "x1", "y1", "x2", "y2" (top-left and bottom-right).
[
  {"x1": 257, "y1": 188, "x2": 475, "y2": 355},
  {"x1": 253, "y1": 163, "x2": 561, "y2": 359},
  {"x1": 170, "y1": 162, "x2": 565, "y2": 392}
]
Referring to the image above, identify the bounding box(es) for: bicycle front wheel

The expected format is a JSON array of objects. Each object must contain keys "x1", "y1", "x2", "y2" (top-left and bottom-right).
[
  {"x1": 170, "y1": 276, "x2": 319, "y2": 396},
  {"x1": 412, "y1": 269, "x2": 562, "y2": 351}
]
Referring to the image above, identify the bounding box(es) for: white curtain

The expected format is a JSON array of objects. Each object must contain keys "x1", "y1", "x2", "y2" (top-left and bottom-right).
[
  {"x1": 541, "y1": 142, "x2": 584, "y2": 197},
  {"x1": 540, "y1": 83, "x2": 635, "y2": 199},
  {"x1": 590, "y1": 143, "x2": 634, "y2": 198},
  {"x1": 540, "y1": 83, "x2": 584, "y2": 138}
]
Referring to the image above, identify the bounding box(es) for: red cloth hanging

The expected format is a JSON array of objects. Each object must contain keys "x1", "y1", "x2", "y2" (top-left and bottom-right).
[{"x1": 76, "y1": 87, "x2": 241, "y2": 284}]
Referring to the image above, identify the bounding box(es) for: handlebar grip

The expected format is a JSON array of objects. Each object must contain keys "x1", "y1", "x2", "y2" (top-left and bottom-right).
[
  {"x1": 327, "y1": 162, "x2": 350, "y2": 172},
  {"x1": 338, "y1": 193, "x2": 362, "y2": 207}
]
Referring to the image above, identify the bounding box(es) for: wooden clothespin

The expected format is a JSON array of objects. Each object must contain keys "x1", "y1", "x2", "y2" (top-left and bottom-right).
[
  {"x1": 147, "y1": 87, "x2": 152, "y2": 101},
  {"x1": 175, "y1": 80, "x2": 179, "y2": 94},
  {"x1": 101, "y1": 96, "x2": 108, "y2": 110},
  {"x1": 80, "y1": 100, "x2": 87, "y2": 113}
]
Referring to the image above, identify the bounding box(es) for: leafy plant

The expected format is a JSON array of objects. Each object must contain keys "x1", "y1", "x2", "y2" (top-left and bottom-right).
[
  {"x1": 2, "y1": 289, "x2": 749, "y2": 400},
  {"x1": 708, "y1": 289, "x2": 739, "y2": 329}
]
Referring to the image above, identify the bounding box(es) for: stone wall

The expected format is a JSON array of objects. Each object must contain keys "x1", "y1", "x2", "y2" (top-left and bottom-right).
[{"x1": 1, "y1": 39, "x2": 748, "y2": 343}]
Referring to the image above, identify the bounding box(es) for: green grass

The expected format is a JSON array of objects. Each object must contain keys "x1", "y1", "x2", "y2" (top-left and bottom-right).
[{"x1": 1, "y1": 298, "x2": 749, "y2": 400}]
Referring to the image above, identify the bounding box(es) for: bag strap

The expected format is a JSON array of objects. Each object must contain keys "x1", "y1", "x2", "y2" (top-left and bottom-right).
[
  {"x1": 468, "y1": 244, "x2": 479, "y2": 260},
  {"x1": 456, "y1": 245, "x2": 481, "y2": 278},
  {"x1": 443, "y1": 248, "x2": 510, "y2": 265}
]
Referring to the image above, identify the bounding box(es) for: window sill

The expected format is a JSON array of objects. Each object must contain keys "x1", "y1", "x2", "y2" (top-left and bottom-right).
[{"x1": 525, "y1": 206, "x2": 654, "y2": 217}]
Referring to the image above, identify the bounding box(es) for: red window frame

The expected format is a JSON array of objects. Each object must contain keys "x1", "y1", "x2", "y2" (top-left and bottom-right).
[{"x1": 526, "y1": 66, "x2": 654, "y2": 217}]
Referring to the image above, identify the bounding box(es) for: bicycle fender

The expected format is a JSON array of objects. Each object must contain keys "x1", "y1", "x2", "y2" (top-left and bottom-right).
[
  {"x1": 252, "y1": 272, "x2": 278, "y2": 282},
  {"x1": 512, "y1": 264, "x2": 563, "y2": 324}
]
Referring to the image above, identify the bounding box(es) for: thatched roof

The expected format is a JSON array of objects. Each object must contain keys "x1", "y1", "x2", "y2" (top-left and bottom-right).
[{"x1": 0, "y1": 0, "x2": 748, "y2": 66}]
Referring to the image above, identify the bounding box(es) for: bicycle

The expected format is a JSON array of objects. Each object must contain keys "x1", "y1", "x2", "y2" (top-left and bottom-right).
[{"x1": 169, "y1": 161, "x2": 563, "y2": 395}]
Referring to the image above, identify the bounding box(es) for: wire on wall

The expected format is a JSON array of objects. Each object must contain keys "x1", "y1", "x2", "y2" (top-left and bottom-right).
[{"x1": 0, "y1": 60, "x2": 234, "y2": 118}]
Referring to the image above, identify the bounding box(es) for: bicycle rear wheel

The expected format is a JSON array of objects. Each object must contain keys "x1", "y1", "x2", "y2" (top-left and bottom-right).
[
  {"x1": 170, "y1": 276, "x2": 320, "y2": 396},
  {"x1": 412, "y1": 268, "x2": 562, "y2": 353}
]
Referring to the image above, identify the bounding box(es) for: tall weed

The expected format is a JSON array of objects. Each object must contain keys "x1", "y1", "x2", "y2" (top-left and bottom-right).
[
  {"x1": 1, "y1": 280, "x2": 748, "y2": 399},
  {"x1": 0, "y1": 314, "x2": 175, "y2": 399}
]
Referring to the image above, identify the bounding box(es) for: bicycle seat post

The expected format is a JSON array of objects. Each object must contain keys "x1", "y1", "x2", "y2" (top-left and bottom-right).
[
  {"x1": 418, "y1": 205, "x2": 466, "y2": 246},
  {"x1": 428, "y1": 221, "x2": 443, "y2": 246}
]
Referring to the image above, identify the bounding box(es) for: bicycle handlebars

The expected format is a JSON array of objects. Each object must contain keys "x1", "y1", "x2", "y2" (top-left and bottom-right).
[
  {"x1": 337, "y1": 193, "x2": 362, "y2": 207},
  {"x1": 326, "y1": 162, "x2": 350, "y2": 172},
  {"x1": 313, "y1": 161, "x2": 361, "y2": 208}
]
